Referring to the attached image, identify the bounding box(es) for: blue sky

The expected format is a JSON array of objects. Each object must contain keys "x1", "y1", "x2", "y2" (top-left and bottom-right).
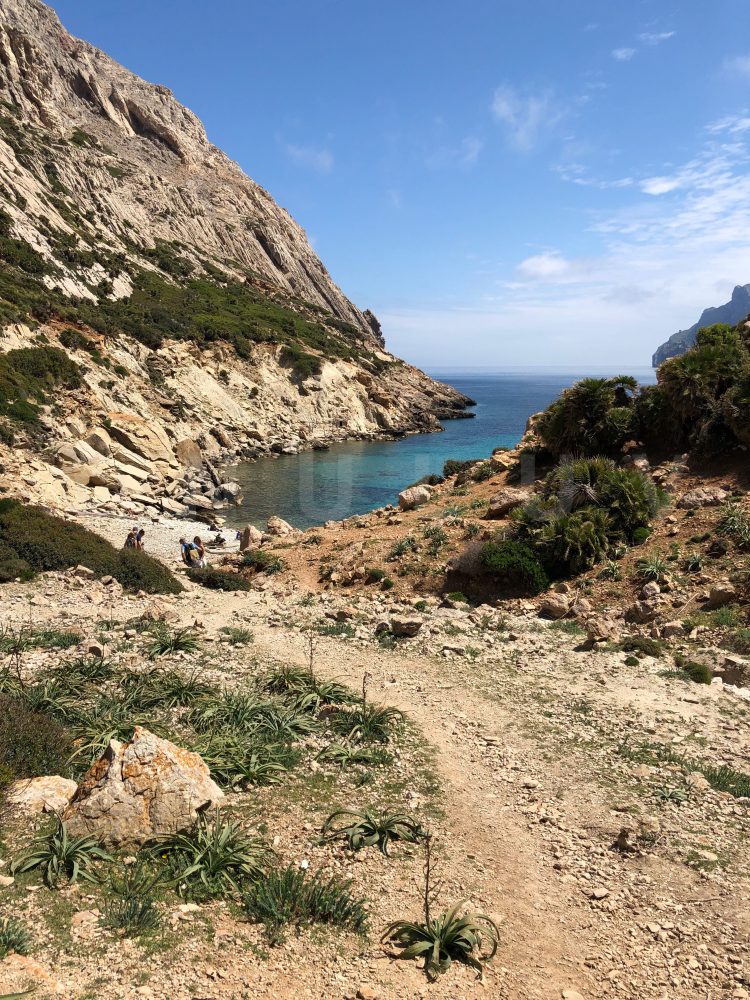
[{"x1": 51, "y1": 0, "x2": 750, "y2": 367}]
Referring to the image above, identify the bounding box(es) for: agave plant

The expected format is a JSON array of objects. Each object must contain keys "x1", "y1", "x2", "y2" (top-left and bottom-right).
[
  {"x1": 0, "y1": 917, "x2": 32, "y2": 959},
  {"x1": 683, "y1": 550, "x2": 704, "y2": 572},
  {"x1": 151, "y1": 812, "x2": 272, "y2": 899},
  {"x1": 12, "y1": 819, "x2": 112, "y2": 888},
  {"x1": 191, "y1": 736, "x2": 295, "y2": 787},
  {"x1": 382, "y1": 902, "x2": 499, "y2": 980},
  {"x1": 101, "y1": 860, "x2": 165, "y2": 937},
  {"x1": 636, "y1": 555, "x2": 669, "y2": 582},
  {"x1": 322, "y1": 809, "x2": 424, "y2": 856}
]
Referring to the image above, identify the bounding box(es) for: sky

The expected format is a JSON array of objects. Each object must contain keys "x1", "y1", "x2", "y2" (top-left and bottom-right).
[{"x1": 50, "y1": 0, "x2": 750, "y2": 368}]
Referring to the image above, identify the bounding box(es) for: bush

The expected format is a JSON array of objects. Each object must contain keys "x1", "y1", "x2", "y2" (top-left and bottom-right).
[
  {"x1": 479, "y1": 540, "x2": 549, "y2": 595},
  {"x1": 0, "y1": 501, "x2": 182, "y2": 593},
  {"x1": 536, "y1": 376, "x2": 638, "y2": 458},
  {"x1": 0, "y1": 917, "x2": 32, "y2": 958},
  {"x1": 188, "y1": 567, "x2": 252, "y2": 591},
  {"x1": 0, "y1": 346, "x2": 81, "y2": 424},
  {"x1": 242, "y1": 549, "x2": 286, "y2": 574},
  {"x1": 243, "y1": 865, "x2": 368, "y2": 944},
  {"x1": 443, "y1": 459, "x2": 482, "y2": 478},
  {"x1": 632, "y1": 527, "x2": 652, "y2": 545},
  {"x1": 0, "y1": 696, "x2": 73, "y2": 796}
]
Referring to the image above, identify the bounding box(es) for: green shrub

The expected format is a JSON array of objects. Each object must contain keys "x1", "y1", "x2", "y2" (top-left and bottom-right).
[
  {"x1": 443, "y1": 459, "x2": 482, "y2": 478},
  {"x1": 0, "y1": 346, "x2": 81, "y2": 424},
  {"x1": 479, "y1": 539, "x2": 549, "y2": 595},
  {"x1": 186, "y1": 567, "x2": 251, "y2": 591},
  {"x1": 536, "y1": 376, "x2": 638, "y2": 458},
  {"x1": 242, "y1": 549, "x2": 286, "y2": 574},
  {"x1": 472, "y1": 462, "x2": 495, "y2": 482},
  {"x1": 366, "y1": 567, "x2": 386, "y2": 583},
  {"x1": 632, "y1": 527, "x2": 652, "y2": 545},
  {"x1": 243, "y1": 865, "x2": 368, "y2": 944},
  {"x1": 0, "y1": 501, "x2": 181, "y2": 593},
  {"x1": 620, "y1": 636, "x2": 663, "y2": 659},
  {"x1": 683, "y1": 661, "x2": 712, "y2": 684},
  {"x1": 0, "y1": 695, "x2": 73, "y2": 795},
  {"x1": 446, "y1": 591, "x2": 469, "y2": 603},
  {"x1": 0, "y1": 917, "x2": 32, "y2": 958}
]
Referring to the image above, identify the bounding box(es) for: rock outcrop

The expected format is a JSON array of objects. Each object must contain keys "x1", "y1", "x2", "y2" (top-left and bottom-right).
[
  {"x1": 652, "y1": 284, "x2": 750, "y2": 365},
  {"x1": 0, "y1": 0, "x2": 473, "y2": 517},
  {"x1": 62, "y1": 727, "x2": 224, "y2": 848}
]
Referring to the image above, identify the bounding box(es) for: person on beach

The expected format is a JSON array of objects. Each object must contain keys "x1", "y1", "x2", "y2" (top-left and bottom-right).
[
  {"x1": 124, "y1": 526, "x2": 138, "y2": 549},
  {"x1": 136, "y1": 528, "x2": 145, "y2": 550},
  {"x1": 193, "y1": 536, "x2": 206, "y2": 568},
  {"x1": 179, "y1": 537, "x2": 196, "y2": 566}
]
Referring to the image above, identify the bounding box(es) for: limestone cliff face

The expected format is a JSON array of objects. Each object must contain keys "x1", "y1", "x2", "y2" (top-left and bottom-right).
[
  {"x1": 0, "y1": 0, "x2": 473, "y2": 516},
  {"x1": 652, "y1": 284, "x2": 750, "y2": 366}
]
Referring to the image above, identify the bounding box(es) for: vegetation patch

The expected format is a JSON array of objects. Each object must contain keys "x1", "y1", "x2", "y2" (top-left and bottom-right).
[{"x1": 0, "y1": 500, "x2": 182, "y2": 593}]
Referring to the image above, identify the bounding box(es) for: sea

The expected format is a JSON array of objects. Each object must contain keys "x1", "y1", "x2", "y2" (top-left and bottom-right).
[{"x1": 225, "y1": 366, "x2": 657, "y2": 530}]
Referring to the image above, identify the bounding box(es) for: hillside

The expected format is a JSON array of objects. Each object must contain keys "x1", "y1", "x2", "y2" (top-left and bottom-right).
[
  {"x1": 652, "y1": 283, "x2": 750, "y2": 365},
  {"x1": 0, "y1": 0, "x2": 471, "y2": 517}
]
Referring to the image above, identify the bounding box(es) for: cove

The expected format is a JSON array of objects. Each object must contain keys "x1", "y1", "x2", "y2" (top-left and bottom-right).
[{"x1": 225, "y1": 367, "x2": 656, "y2": 530}]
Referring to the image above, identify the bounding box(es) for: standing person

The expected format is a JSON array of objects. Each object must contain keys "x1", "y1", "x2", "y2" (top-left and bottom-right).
[
  {"x1": 193, "y1": 536, "x2": 206, "y2": 568},
  {"x1": 136, "y1": 528, "x2": 146, "y2": 550},
  {"x1": 124, "y1": 526, "x2": 138, "y2": 549}
]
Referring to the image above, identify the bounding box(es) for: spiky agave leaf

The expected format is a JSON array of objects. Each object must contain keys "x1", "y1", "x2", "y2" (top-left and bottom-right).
[
  {"x1": 322, "y1": 809, "x2": 424, "y2": 856},
  {"x1": 382, "y1": 901, "x2": 499, "y2": 980}
]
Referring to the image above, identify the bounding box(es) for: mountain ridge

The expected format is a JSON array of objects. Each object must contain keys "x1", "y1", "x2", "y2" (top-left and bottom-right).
[
  {"x1": 0, "y1": 0, "x2": 472, "y2": 519},
  {"x1": 652, "y1": 283, "x2": 750, "y2": 366}
]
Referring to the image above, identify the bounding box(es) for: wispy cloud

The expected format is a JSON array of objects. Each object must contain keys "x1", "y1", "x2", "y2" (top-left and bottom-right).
[
  {"x1": 281, "y1": 141, "x2": 333, "y2": 174},
  {"x1": 723, "y1": 54, "x2": 750, "y2": 79},
  {"x1": 612, "y1": 47, "x2": 636, "y2": 62},
  {"x1": 382, "y1": 122, "x2": 750, "y2": 366},
  {"x1": 425, "y1": 136, "x2": 484, "y2": 169},
  {"x1": 490, "y1": 85, "x2": 564, "y2": 150},
  {"x1": 639, "y1": 30, "x2": 675, "y2": 46}
]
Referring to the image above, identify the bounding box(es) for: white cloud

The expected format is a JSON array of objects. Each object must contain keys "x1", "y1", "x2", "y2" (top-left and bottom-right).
[
  {"x1": 282, "y1": 142, "x2": 333, "y2": 174},
  {"x1": 723, "y1": 54, "x2": 750, "y2": 79},
  {"x1": 638, "y1": 31, "x2": 675, "y2": 46},
  {"x1": 640, "y1": 176, "x2": 682, "y2": 196},
  {"x1": 381, "y1": 125, "x2": 750, "y2": 367},
  {"x1": 490, "y1": 85, "x2": 564, "y2": 150},
  {"x1": 612, "y1": 47, "x2": 636, "y2": 61},
  {"x1": 707, "y1": 113, "x2": 750, "y2": 135},
  {"x1": 425, "y1": 136, "x2": 484, "y2": 169},
  {"x1": 517, "y1": 251, "x2": 572, "y2": 279}
]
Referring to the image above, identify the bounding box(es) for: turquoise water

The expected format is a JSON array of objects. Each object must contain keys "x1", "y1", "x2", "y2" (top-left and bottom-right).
[{"x1": 227, "y1": 367, "x2": 656, "y2": 529}]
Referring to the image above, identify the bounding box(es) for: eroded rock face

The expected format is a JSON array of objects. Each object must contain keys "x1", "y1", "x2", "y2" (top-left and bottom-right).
[
  {"x1": 398, "y1": 485, "x2": 432, "y2": 511},
  {"x1": 62, "y1": 727, "x2": 223, "y2": 848},
  {"x1": 266, "y1": 515, "x2": 297, "y2": 537}
]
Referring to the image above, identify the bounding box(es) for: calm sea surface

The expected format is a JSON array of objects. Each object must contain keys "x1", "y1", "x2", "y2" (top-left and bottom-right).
[{"x1": 226, "y1": 367, "x2": 656, "y2": 529}]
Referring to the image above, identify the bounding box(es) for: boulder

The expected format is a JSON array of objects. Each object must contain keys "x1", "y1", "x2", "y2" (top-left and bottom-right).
[
  {"x1": 625, "y1": 599, "x2": 661, "y2": 624},
  {"x1": 267, "y1": 515, "x2": 297, "y2": 536},
  {"x1": 390, "y1": 617, "x2": 423, "y2": 637},
  {"x1": 721, "y1": 655, "x2": 750, "y2": 687},
  {"x1": 5, "y1": 776, "x2": 77, "y2": 815},
  {"x1": 62, "y1": 727, "x2": 224, "y2": 849},
  {"x1": 677, "y1": 487, "x2": 729, "y2": 509},
  {"x1": 539, "y1": 594, "x2": 570, "y2": 620},
  {"x1": 175, "y1": 438, "x2": 203, "y2": 470},
  {"x1": 705, "y1": 580, "x2": 737, "y2": 609},
  {"x1": 216, "y1": 481, "x2": 243, "y2": 503},
  {"x1": 658, "y1": 621, "x2": 685, "y2": 639},
  {"x1": 398, "y1": 485, "x2": 432, "y2": 511},
  {"x1": 239, "y1": 524, "x2": 264, "y2": 550},
  {"x1": 583, "y1": 615, "x2": 621, "y2": 645},
  {"x1": 106, "y1": 413, "x2": 177, "y2": 466},
  {"x1": 485, "y1": 487, "x2": 532, "y2": 520},
  {"x1": 85, "y1": 427, "x2": 112, "y2": 457}
]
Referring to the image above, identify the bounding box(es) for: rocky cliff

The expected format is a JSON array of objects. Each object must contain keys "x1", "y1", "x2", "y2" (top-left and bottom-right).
[
  {"x1": 0, "y1": 0, "x2": 472, "y2": 518},
  {"x1": 652, "y1": 284, "x2": 750, "y2": 365}
]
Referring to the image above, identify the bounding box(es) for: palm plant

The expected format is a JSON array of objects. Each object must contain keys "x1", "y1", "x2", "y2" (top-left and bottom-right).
[
  {"x1": 381, "y1": 835, "x2": 498, "y2": 980},
  {"x1": 322, "y1": 809, "x2": 424, "y2": 856},
  {"x1": 12, "y1": 819, "x2": 112, "y2": 887}
]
